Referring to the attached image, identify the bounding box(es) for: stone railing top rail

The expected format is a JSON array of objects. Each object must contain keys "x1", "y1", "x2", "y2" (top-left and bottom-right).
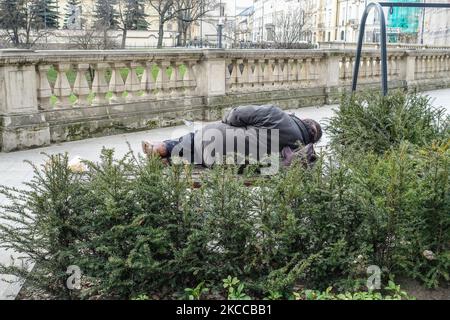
[
  {"x1": 318, "y1": 41, "x2": 450, "y2": 50},
  {"x1": 1, "y1": 48, "x2": 448, "y2": 65}
]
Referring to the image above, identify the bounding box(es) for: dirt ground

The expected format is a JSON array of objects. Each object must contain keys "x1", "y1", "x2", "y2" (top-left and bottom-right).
[{"x1": 397, "y1": 278, "x2": 450, "y2": 300}]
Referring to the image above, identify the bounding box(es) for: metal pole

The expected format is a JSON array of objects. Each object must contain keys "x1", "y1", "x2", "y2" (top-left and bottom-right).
[
  {"x1": 420, "y1": 1, "x2": 426, "y2": 45},
  {"x1": 218, "y1": 26, "x2": 223, "y2": 48},
  {"x1": 234, "y1": 0, "x2": 237, "y2": 48},
  {"x1": 352, "y1": 2, "x2": 388, "y2": 96},
  {"x1": 200, "y1": 0, "x2": 203, "y2": 48},
  {"x1": 261, "y1": 0, "x2": 264, "y2": 43},
  {"x1": 352, "y1": 2, "x2": 450, "y2": 95},
  {"x1": 218, "y1": 0, "x2": 223, "y2": 48},
  {"x1": 379, "y1": 2, "x2": 450, "y2": 8}
]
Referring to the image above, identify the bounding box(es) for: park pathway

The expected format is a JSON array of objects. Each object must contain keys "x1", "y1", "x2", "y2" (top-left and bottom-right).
[{"x1": 1, "y1": 89, "x2": 449, "y2": 299}]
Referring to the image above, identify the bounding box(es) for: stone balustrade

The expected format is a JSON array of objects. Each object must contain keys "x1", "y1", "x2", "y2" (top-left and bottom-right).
[{"x1": 1, "y1": 48, "x2": 449, "y2": 152}]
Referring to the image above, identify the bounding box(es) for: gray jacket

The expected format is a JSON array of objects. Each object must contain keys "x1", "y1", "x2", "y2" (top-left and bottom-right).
[{"x1": 175, "y1": 105, "x2": 312, "y2": 166}]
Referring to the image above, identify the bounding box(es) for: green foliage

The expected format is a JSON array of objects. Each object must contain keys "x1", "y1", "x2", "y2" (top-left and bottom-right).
[
  {"x1": 223, "y1": 277, "x2": 251, "y2": 300},
  {"x1": 0, "y1": 92, "x2": 448, "y2": 299},
  {"x1": 94, "y1": 0, "x2": 119, "y2": 29},
  {"x1": 121, "y1": 0, "x2": 149, "y2": 31},
  {"x1": 293, "y1": 281, "x2": 414, "y2": 300},
  {"x1": 131, "y1": 294, "x2": 150, "y2": 300},
  {"x1": 184, "y1": 281, "x2": 209, "y2": 300},
  {"x1": 327, "y1": 91, "x2": 449, "y2": 155},
  {"x1": 32, "y1": 0, "x2": 60, "y2": 29},
  {"x1": 0, "y1": 153, "x2": 86, "y2": 299}
]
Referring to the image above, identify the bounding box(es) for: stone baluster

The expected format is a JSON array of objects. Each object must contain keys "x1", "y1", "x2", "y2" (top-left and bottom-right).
[
  {"x1": 281, "y1": 59, "x2": 289, "y2": 85},
  {"x1": 444, "y1": 55, "x2": 449, "y2": 75},
  {"x1": 339, "y1": 58, "x2": 345, "y2": 81},
  {"x1": 386, "y1": 56, "x2": 393, "y2": 78},
  {"x1": 393, "y1": 55, "x2": 400, "y2": 79},
  {"x1": 344, "y1": 57, "x2": 352, "y2": 83},
  {"x1": 312, "y1": 57, "x2": 320, "y2": 84},
  {"x1": 299, "y1": 58, "x2": 309, "y2": 86},
  {"x1": 183, "y1": 60, "x2": 197, "y2": 96},
  {"x1": 155, "y1": 60, "x2": 171, "y2": 98},
  {"x1": 367, "y1": 57, "x2": 374, "y2": 82},
  {"x1": 438, "y1": 55, "x2": 445, "y2": 78},
  {"x1": 229, "y1": 60, "x2": 239, "y2": 92},
  {"x1": 264, "y1": 59, "x2": 274, "y2": 87},
  {"x1": 255, "y1": 59, "x2": 265, "y2": 88},
  {"x1": 177, "y1": 61, "x2": 187, "y2": 96},
  {"x1": 73, "y1": 63, "x2": 91, "y2": 106},
  {"x1": 305, "y1": 58, "x2": 315, "y2": 86},
  {"x1": 426, "y1": 56, "x2": 432, "y2": 79},
  {"x1": 414, "y1": 56, "x2": 421, "y2": 80},
  {"x1": 414, "y1": 55, "x2": 419, "y2": 79},
  {"x1": 374, "y1": 57, "x2": 381, "y2": 79},
  {"x1": 243, "y1": 59, "x2": 252, "y2": 89},
  {"x1": 36, "y1": 65, "x2": 53, "y2": 110},
  {"x1": 390, "y1": 55, "x2": 397, "y2": 78},
  {"x1": 416, "y1": 56, "x2": 423, "y2": 80},
  {"x1": 247, "y1": 59, "x2": 257, "y2": 89},
  {"x1": 278, "y1": 60, "x2": 285, "y2": 85},
  {"x1": 235, "y1": 59, "x2": 245, "y2": 89},
  {"x1": 167, "y1": 61, "x2": 177, "y2": 96},
  {"x1": 109, "y1": 63, "x2": 126, "y2": 103},
  {"x1": 92, "y1": 63, "x2": 109, "y2": 105},
  {"x1": 141, "y1": 61, "x2": 155, "y2": 98},
  {"x1": 416, "y1": 56, "x2": 422, "y2": 80},
  {"x1": 360, "y1": 57, "x2": 367, "y2": 82},
  {"x1": 288, "y1": 59, "x2": 297, "y2": 87},
  {"x1": 54, "y1": 63, "x2": 72, "y2": 107},
  {"x1": 432, "y1": 56, "x2": 438, "y2": 78},
  {"x1": 225, "y1": 60, "x2": 233, "y2": 91},
  {"x1": 271, "y1": 59, "x2": 281, "y2": 86},
  {"x1": 125, "y1": 62, "x2": 141, "y2": 100}
]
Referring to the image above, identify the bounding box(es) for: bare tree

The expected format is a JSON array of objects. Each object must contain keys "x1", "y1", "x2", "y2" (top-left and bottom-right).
[
  {"x1": 117, "y1": 0, "x2": 148, "y2": 48},
  {"x1": 0, "y1": 0, "x2": 53, "y2": 48},
  {"x1": 148, "y1": 0, "x2": 175, "y2": 48},
  {"x1": 175, "y1": 0, "x2": 216, "y2": 47},
  {"x1": 69, "y1": 28, "x2": 119, "y2": 50},
  {"x1": 148, "y1": 0, "x2": 201, "y2": 48},
  {"x1": 274, "y1": 8, "x2": 311, "y2": 49}
]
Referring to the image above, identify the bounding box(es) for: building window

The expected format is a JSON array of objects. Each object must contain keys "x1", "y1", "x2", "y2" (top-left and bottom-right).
[{"x1": 341, "y1": 30, "x2": 345, "y2": 41}]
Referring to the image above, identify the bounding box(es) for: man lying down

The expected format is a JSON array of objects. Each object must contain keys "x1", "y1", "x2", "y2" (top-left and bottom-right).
[{"x1": 142, "y1": 104, "x2": 322, "y2": 171}]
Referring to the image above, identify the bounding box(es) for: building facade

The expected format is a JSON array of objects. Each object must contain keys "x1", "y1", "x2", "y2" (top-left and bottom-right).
[
  {"x1": 6, "y1": 0, "x2": 449, "y2": 48},
  {"x1": 421, "y1": 4, "x2": 450, "y2": 45}
]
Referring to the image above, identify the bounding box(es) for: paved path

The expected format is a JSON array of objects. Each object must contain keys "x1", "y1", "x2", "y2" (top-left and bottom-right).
[{"x1": 1, "y1": 89, "x2": 449, "y2": 299}]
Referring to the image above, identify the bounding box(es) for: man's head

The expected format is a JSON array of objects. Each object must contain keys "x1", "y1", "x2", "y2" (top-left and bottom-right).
[{"x1": 302, "y1": 119, "x2": 323, "y2": 144}]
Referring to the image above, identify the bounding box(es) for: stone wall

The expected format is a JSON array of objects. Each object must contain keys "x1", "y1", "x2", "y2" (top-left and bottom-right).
[{"x1": 1, "y1": 48, "x2": 450, "y2": 152}]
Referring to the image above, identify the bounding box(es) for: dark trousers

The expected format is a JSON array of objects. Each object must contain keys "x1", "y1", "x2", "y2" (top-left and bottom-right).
[{"x1": 164, "y1": 132, "x2": 195, "y2": 161}]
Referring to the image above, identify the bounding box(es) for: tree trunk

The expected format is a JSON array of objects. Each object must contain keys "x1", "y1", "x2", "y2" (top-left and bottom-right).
[
  {"x1": 157, "y1": 22, "x2": 164, "y2": 49},
  {"x1": 182, "y1": 29, "x2": 188, "y2": 46},
  {"x1": 103, "y1": 29, "x2": 108, "y2": 49},
  {"x1": 121, "y1": 28, "x2": 127, "y2": 49},
  {"x1": 13, "y1": 28, "x2": 20, "y2": 46},
  {"x1": 176, "y1": 19, "x2": 182, "y2": 47}
]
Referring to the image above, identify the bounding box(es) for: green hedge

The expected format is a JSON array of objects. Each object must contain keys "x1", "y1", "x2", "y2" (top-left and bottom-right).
[
  {"x1": 327, "y1": 90, "x2": 449, "y2": 155},
  {"x1": 0, "y1": 91, "x2": 448, "y2": 299}
]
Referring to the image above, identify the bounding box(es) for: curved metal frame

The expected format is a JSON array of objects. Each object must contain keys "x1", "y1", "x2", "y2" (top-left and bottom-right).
[
  {"x1": 351, "y1": 2, "x2": 450, "y2": 96},
  {"x1": 352, "y1": 2, "x2": 388, "y2": 96}
]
